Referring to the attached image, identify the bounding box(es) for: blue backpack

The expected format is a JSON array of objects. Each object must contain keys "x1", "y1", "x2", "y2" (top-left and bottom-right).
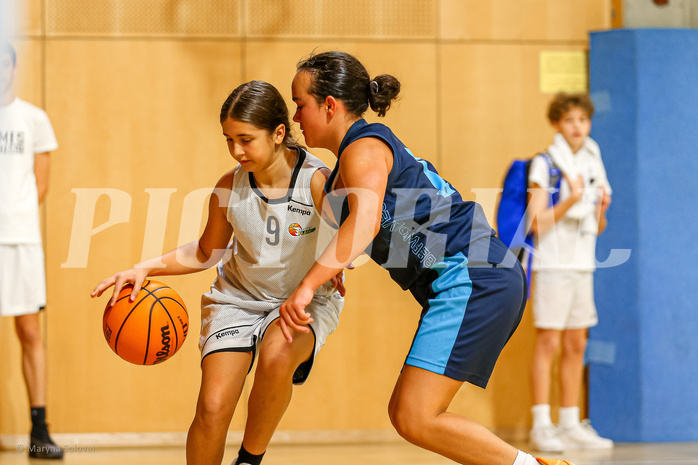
[{"x1": 496, "y1": 153, "x2": 562, "y2": 261}]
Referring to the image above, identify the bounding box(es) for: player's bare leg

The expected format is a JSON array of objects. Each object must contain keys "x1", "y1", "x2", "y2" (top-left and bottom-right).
[
  {"x1": 15, "y1": 313, "x2": 45, "y2": 406},
  {"x1": 554, "y1": 328, "x2": 608, "y2": 450},
  {"x1": 241, "y1": 323, "x2": 315, "y2": 454},
  {"x1": 187, "y1": 352, "x2": 252, "y2": 465},
  {"x1": 388, "y1": 365, "x2": 518, "y2": 465},
  {"x1": 531, "y1": 329, "x2": 561, "y2": 405},
  {"x1": 559, "y1": 329, "x2": 586, "y2": 408},
  {"x1": 15, "y1": 312, "x2": 64, "y2": 458}
]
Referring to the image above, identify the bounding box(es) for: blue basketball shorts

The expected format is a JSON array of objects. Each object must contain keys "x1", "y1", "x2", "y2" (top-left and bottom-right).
[{"x1": 405, "y1": 251, "x2": 527, "y2": 388}]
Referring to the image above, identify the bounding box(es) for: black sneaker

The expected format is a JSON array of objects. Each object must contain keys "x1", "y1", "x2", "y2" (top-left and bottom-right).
[{"x1": 28, "y1": 435, "x2": 64, "y2": 459}]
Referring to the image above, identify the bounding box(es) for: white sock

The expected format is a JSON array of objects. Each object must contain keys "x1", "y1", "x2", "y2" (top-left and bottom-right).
[
  {"x1": 531, "y1": 404, "x2": 552, "y2": 428},
  {"x1": 513, "y1": 449, "x2": 540, "y2": 465},
  {"x1": 559, "y1": 406, "x2": 580, "y2": 429}
]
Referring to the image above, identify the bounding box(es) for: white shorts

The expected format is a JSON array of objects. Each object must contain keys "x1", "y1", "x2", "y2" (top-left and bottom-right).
[
  {"x1": 199, "y1": 280, "x2": 343, "y2": 385},
  {"x1": 0, "y1": 244, "x2": 47, "y2": 317},
  {"x1": 531, "y1": 270, "x2": 598, "y2": 330}
]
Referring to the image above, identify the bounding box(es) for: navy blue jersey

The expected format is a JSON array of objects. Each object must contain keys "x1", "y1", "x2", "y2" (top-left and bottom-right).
[{"x1": 325, "y1": 119, "x2": 507, "y2": 292}]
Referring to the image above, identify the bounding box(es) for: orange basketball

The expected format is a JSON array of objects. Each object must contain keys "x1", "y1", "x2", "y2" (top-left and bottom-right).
[{"x1": 103, "y1": 280, "x2": 189, "y2": 365}]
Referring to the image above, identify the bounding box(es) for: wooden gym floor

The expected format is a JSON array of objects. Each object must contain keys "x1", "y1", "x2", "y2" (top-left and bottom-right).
[{"x1": 1, "y1": 441, "x2": 698, "y2": 464}]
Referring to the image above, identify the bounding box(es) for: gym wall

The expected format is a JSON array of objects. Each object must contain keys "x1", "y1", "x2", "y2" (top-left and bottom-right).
[{"x1": 0, "y1": 0, "x2": 610, "y2": 440}]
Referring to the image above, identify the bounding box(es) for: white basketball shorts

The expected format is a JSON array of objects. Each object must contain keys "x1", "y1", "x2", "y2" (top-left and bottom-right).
[
  {"x1": 0, "y1": 244, "x2": 47, "y2": 317},
  {"x1": 532, "y1": 270, "x2": 598, "y2": 330},
  {"x1": 199, "y1": 279, "x2": 343, "y2": 384}
]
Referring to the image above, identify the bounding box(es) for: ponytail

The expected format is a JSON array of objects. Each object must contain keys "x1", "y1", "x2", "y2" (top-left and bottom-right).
[
  {"x1": 297, "y1": 51, "x2": 401, "y2": 118},
  {"x1": 368, "y1": 74, "x2": 400, "y2": 117}
]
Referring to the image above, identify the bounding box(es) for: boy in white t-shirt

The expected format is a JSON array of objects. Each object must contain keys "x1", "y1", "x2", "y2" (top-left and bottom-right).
[
  {"x1": 527, "y1": 93, "x2": 613, "y2": 452},
  {"x1": 0, "y1": 42, "x2": 62, "y2": 459}
]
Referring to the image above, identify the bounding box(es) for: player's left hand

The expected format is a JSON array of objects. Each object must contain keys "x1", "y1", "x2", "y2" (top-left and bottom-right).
[{"x1": 279, "y1": 284, "x2": 315, "y2": 342}]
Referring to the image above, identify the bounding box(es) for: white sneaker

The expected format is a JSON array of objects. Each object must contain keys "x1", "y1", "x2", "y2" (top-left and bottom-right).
[
  {"x1": 530, "y1": 424, "x2": 565, "y2": 452},
  {"x1": 559, "y1": 419, "x2": 614, "y2": 449}
]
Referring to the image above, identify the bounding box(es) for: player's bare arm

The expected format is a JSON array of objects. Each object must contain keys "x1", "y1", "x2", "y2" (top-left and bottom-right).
[
  {"x1": 279, "y1": 138, "x2": 390, "y2": 341},
  {"x1": 34, "y1": 152, "x2": 50, "y2": 203},
  {"x1": 92, "y1": 170, "x2": 235, "y2": 306}
]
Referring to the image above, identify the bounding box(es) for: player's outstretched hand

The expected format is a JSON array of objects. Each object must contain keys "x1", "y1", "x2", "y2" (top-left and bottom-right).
[
  {"x1": 91, "y1": 266, "x2": 150, "y2": 307},
  {"x1": 278, "y1": 285, "x2": 315, "y2": 342}
]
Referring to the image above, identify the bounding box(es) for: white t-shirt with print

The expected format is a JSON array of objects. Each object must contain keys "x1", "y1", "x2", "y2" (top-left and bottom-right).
[
  {"x1": 528, "y1": 138, "x2": 611, "y2": 271},
  {"x1": 0, "y1": 98, "x2": 58, "y2": 244}
]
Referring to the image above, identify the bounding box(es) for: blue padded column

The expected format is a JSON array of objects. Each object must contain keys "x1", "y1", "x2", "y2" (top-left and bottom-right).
[{"x1": 589, "y1": 29, "x2": 698, "y2": 442}]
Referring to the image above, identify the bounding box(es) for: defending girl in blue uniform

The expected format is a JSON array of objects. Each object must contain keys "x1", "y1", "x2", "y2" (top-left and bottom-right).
[
  {"x1": 280, "y1": 51, "x2": 575, "y2": 465},
  {"x1": 325, "y1": 118, "x2": 525, "y2": 386}
]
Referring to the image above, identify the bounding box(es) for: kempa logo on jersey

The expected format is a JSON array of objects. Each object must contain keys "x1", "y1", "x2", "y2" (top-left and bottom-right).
[
  {"x1": 216, "y1": 328, "x2": 240, "y2": 339},
  {"x1": 288, "y1": 205, "x2": 312, "y2": 216},
  {"x1": 288, "y1": 222, "x2": 316, "y2": 236}
]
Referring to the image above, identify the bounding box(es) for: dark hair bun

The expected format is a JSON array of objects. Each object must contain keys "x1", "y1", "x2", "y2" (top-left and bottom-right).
[
  {"x1": 369, "y1": 75, "x2": 400, "y2": 117},
  {"x1": 297, "y1": 51, "x2": 401, "y2": 118}
]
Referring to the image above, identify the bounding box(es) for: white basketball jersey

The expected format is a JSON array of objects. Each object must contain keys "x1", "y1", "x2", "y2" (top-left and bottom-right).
[{"x1": 215, "y1": 148, "x2": 336, "y2": 302}]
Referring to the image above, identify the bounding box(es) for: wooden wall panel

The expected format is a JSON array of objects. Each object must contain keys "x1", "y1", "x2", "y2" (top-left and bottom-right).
[
  {"x1": 350, "y1": 43, "x2": 439, "y2": 166},
  {"x1": 46, "y1": 0, "x2": 242, "y2": 37},
  {"x1": 545, "y1": 0, "x2": 611, "y2": 39},
  {"x1": 440, "y1": 43, "x2": 587, "y2": 210},
  {"x1": 440, "y1": 0, "x2": 610, "y2": 41},
  {"x1": 1, "y1": 0, "x2": 611, "y2": 438},
  {"x1": 246, "y1": 0, "x2": 436, "y2": 39}
]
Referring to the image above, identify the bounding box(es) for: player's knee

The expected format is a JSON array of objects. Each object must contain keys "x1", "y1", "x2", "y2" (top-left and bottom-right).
[
  {"x1": 257, "y1": 332, "x2": 311, "y2": 381},
  {"x1": 538, "y1": 332, "x2": 561, "y2": 355},
  {"x1": 256, "y1": 349, "x2": 296, "y2": 381},
  {"x1": 563, "y1": 334, "x2": 587, "y2": 356},
  {"x1": 15, "y1": 321, "x2": 41, "y2": 347},
  {"x1": 195, "y1": 393, "x2": 232, "y2": 425},
  {"x1": 388, "y1": 401, "x2": 425, "y2": 444}
]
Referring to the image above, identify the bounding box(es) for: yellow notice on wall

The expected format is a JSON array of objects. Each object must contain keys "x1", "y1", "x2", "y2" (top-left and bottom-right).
[{"x1": 539, "y1": 51, "x2": 588, "y2": 94}]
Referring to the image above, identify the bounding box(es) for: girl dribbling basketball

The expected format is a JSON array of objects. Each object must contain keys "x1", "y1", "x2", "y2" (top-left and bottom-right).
[{"x1": 92, "y1": 80, "x2": 344, "y2": 465}]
